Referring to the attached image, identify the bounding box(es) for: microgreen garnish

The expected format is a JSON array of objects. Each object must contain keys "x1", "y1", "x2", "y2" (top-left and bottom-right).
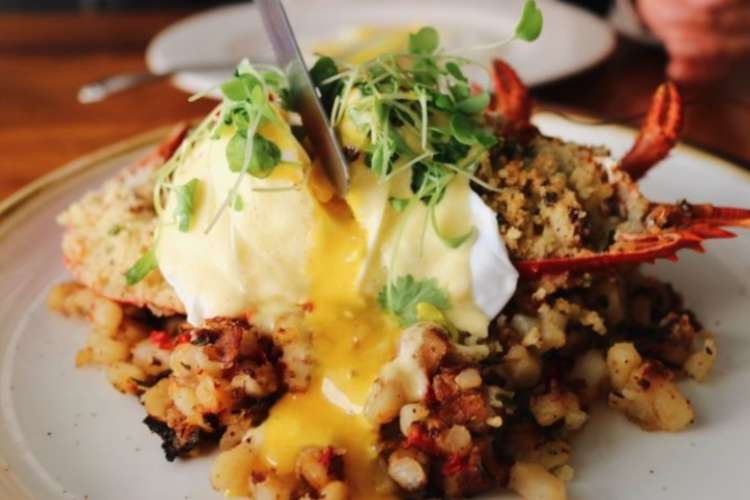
[
  {"x1": 174, "y1": 178, "x2": 200, "y2": 232},
  {"x1": 388, "y1": 196, "x2": 410, "y2": 213},
  {"x1": 515, "y1": 0, "x2": 544, "y2": 42},
  {"x1": 454, "y1": 0, "x2": 543, "y2": 52},
  {"x1": 226, "y1": 133, "x2": 281, "y2": 177},
  {"x1": 313, "y1": 27, "x2": 499, "y2": 249},
  {"x1": 378, "y1": 274, "x2": 450, "y2": 326},
  {"x1": 233, "y1": 194, "x2": 244, "y2": 211},
  {"x1": 408, "y1": 27, "x2": 439, "y2": 55},
  {"x1": 125, "y1": 248, "x2": 158, "y2": 286},
  {"x1": 151, "y1": 59, "x2": 294, "y2": 236},
  {"x1": 310, "y1": 56, "x2": 343, "y2": 115}
]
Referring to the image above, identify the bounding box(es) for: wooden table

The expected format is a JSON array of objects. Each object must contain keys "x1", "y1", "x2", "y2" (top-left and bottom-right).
[{"x1": 2, "y1": 10, "x2": 749, "y2": 201}]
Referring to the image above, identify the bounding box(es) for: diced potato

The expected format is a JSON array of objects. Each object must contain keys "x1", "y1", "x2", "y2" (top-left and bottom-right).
[
  {"x1": 388, "y1": 449, "x2": 428, "y2": 492},
  {"x1": 609, "y1": 362, "x2": 694, "y2": 432},
  {"x1": 607, "y1": 342, "x2": 642, "y2": 391},
  {"x1": 319, "y1": 481, "x2": 348, "y2": 500},
  {"x1": 131, "y1": 338, "x2": 171, "y2": 376},
  {"x1": 86, "y1": 330, "x2": 130, "y2": 365},
  {"x1": 503, "y1": 345, "x2": 542, "y2": 389},
  {"x1": 47, "y1": 282, "x2": 84, "y2": 314},
  {"x1": 141, "y1": 378, "x2": 171, "y2": 420},
  {"x1": 538, "y1": 305, "x2": 567, "y2": 352},
  {"x1": 509, "y1": 461, "x2": 567, "y2": 500},
  {"x1": 436, "y1": 425, "x2": 472, "y2": 456},
  {"x1": 399, "y1": 403, "x2": 429, "y2": 437},
  {"x1": 89, "y1": 296, "x2": 123, "y2": 337},
  {"x1": 684, "y1": 336, "x2": 717, "y2": 382},
  {"x1": 106, "y1": 361, "x2": 146, "y2": 395},
  {"x1": 518, "y1": 440, "x2": 571, "y2": 471},
  {"x1": 570, "y1": 349, "x2": 608, "y2": 402},
  {"x1": 530, "y1": 391, "x2": 587, "y2": 430}
]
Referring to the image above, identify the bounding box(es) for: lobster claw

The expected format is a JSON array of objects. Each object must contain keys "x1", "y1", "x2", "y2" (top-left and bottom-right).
[
  {"x1": 489, "y1": 59, "x2": 534, "y2": 135},
  {"x1": 516, "y1": 203, "x2": 750, "y2": 278},
  {"x1": 620, "y1": 82, "x2": 684, "y2": 181}
]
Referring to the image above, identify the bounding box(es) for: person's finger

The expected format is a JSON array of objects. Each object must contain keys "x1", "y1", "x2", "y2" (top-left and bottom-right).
[
  {"x1": 682, "y1": 0, "x2": 747, "y2": 10},
  {"x1": 638, "y1": 0, "x2": 750, "y2": 34},
  {"x1": 660, "y1": 29, "x2": 750, "y2": 60},
  {"x1": 667, "y1": 57, "x2": 735, "y2": 84}
]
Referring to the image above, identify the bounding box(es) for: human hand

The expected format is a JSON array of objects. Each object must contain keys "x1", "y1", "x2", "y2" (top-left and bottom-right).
[{"x1": 636, "y1": 0, "x2": 750, "y2": 83}]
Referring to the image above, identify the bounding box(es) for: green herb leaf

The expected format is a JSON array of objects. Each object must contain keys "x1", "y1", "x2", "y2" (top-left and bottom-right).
[
  {"x1": 226, "y1": 133, "x2": 281, "y2": 178},
  {"x1": 456, "y1": 91, "x2": 490, "y2": 115},
  {"x1": 388, "y1": 196, "x2": 410, "y2": 213},
  {"x1": 450, "y1": 83, "x2": 470, "y2": 102},
  {"x1": 221, "y1": 74, "x2": 260, "y2": 101},
  {"x1": 445, "y1": 62, "x2": 467, "y2": 82},
  {"x1": 408, "y1": 26, "x2": 439, "y2": 55},
  {"x1": 515, "y1": 0, "x2": 543, "y2": 42},
  {"x1": 125, "y1": 248, "x2": 158, "y2": 286},
  {"x1": 378, "y1": 274, "x2": 450, "y2": 326},
  {"x1": 433, "y1": 93, "x2": 454, "y2": 111},
  {"x1": 174, "y1": 178, "x2": 200, "y2": 232},
  {"x1": 430, "y1": 205, "x2": 476, "y2": 248},
  {"x1": 310, "y1": 56, "x2": 341, "y2": 114},
  {"x1": 233, "y1": 194, "x2": 244, "y2": 211},
  {"x1": 450, "y1": 113, "x2": 480, "y2": 145}
]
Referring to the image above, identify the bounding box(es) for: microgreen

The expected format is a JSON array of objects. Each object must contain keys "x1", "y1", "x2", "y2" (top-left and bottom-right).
[
  {"x1": 450, "y1": 0, "x2": 544, "y2": 52},
  {"x1": 408, "y1": 27, "x2": 439, "y2": 55},
  {"x1": 310, "y1": 56, "x2": 343, "y2": 115},
  {"x1": 388, "y1": 196, "x2": 410, "y2": 213},
  {"x1": 312, "y1": 28, "x2": 501, "y2": 249},
  {"x1": 226, "y1": 133, "x2": 281, "y2": 177},
  {"x1": 125, "y1": 248, "x2": 158, "y2": 286},
  {"x1": 378, "y1": 274, "x2": 450, "y2": 326},
  {"x1": 233, "y1": 194, "x2": 244, "y2": 211},
  {"x1": 515, "y1": 0, "x2": 544, "y2": 42},
  {"x1": 174, "y1": 178, "x2": 200, "y2": 232}
]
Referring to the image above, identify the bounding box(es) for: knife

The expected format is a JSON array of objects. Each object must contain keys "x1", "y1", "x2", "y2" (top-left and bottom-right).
[{"x1": 257, "y1": 0, "x2": 350, "y2": 196}]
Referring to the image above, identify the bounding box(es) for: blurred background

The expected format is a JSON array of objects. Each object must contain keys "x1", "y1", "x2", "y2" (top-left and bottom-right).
[{"x1": 1, "y1": 0, "x2": 749, "y2": 201}]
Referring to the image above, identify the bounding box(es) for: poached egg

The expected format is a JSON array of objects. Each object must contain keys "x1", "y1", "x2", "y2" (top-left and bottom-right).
[{"x1": 156, "y1": 101, "x2": 518, "y2": 497}]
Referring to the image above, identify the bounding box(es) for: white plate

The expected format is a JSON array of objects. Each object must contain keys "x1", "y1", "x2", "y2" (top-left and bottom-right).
[
  {"x1": 146, "y1": 0, "x2": 616, "y2": 96},
  {"x1": 2, "y1": 115, "x2": 750, "y2": 500}
]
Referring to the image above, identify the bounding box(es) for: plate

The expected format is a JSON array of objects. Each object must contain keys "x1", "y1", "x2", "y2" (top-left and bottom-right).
[
  {"x1": 146, "y1": 0, "x2": 616, "y2": 97},
  {"x1": 2, "y1": 114, "x2": 749, "y2": 500}
]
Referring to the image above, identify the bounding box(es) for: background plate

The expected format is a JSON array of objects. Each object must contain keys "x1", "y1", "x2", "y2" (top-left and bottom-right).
[
  {"x1": 1, "y1": 115, "x2": 749, "y2": 499},
  {"x1": 146, "y1": 0, "x2": 616, "y2": 96}
]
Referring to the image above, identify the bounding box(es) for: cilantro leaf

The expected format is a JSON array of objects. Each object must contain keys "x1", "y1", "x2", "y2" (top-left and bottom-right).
[
  {"x1": 174, "y1": 178, "x2": 200, "y2": 232},
  {"x1": 408, "y1": 27, "x2": 439, "y2": 55},
  {"x1": 378, "y1": 274, "x2": 451, "y2": 326},
  {"x1": 515, "y1": 0, "x2": 543, "y2": 42},
  {"x1": 125, "y1": 248, "x2": 158, "y2": 286},
  {"x1": 226, "y1": 132, "x2": 281, "y2": 178}
]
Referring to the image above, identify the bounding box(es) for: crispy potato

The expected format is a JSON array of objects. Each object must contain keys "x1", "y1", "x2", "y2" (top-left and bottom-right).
[{"x1": 509, "y1": 461, "x2": 567, "y2": 500}]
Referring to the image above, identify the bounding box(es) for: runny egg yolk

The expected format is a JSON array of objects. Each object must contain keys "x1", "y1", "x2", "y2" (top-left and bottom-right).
[
  {"x1": 211, "y1": 183, "x2": 401, "y2": 499},
  {"x1": 259, "y1": 197, "x2": 401, "y2": 498}
]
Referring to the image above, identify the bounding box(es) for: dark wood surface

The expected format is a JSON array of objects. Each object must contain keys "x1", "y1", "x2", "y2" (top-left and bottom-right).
[{"x1": 1, "y1": 10, "x2": 749, "y2": 201}]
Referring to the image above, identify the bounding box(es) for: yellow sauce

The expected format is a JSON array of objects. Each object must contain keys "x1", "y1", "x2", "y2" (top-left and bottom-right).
[{"x1": 258, "y1": 196, "x2": 400, "y2": 498}]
